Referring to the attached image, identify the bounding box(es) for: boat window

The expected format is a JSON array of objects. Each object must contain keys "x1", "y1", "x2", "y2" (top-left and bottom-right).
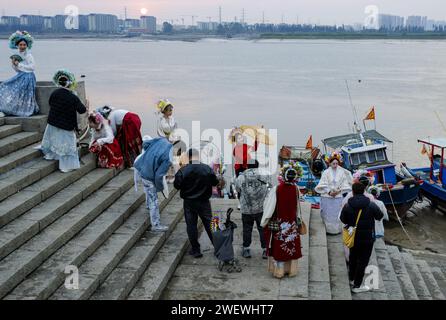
[
  {"x1": 350, "y1": 153, "x2": 361, "y2": 166},
  {"x1": 376, "y1": 149, "x2": 386, "y2": 161},
  {"x1": 359, "y1": 152, "x2": 367, "y2": 164},
  {"x1": 367, "y1": 151, "x2": 377, "y2": 163}
]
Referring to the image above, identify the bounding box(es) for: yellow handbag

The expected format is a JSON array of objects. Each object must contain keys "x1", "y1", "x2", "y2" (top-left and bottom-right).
[{"x1": 342, "y1": 209, "x2": 362, "y2": 248}]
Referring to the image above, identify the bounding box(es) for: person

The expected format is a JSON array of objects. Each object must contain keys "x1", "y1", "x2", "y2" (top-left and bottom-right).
[
  {"x1": 96, "y1": 106, "x2": 142, "y2": 168},
  {"x1": 40, "y1": 69, "x2": 86, "y2": 173},
  {"x1": 315, "y1": 152, "x2": 353, "y2": 235},
  {"x1": 236, "y1": 160, "x2": 272, "y2": 259},
  {"x1": 340, "y1": 182, "x2": 384, "y2": 293},
  {"x1": 368, "y1": 186, "x2": 389, "y2": 239},
  {"x1": 0, "y1": 31, "x2": 39, "y2": 117},
  {"x1": 134, "y1": 135, "x2": 172, "y2": 232},
  {"x1": 174, "y1": 148, "x2": 222, "y2": 258},
  {"x1": 156, "y1": 99, "x2": 178, "y2": 142},
  {"x1": 264, "y1": 162, "x2": 304, "y2": 279},
  {"x1": 88, "y1": 112, "x2": 124, "y2": 169},
  {"x1": 231, "y1": 128, "x2": 259, "y2": 178}
]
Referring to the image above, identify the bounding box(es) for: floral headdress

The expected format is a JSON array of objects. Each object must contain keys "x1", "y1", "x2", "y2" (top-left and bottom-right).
[
  {"x1": 353, "y1": 169, "x2": 375, "y2": 185},
  {"x1": 53, "y1": 69, "x2": 77, "y2": 90},
  {"x1": 279, "y1": 160, "x2": 303, "y2": 183},
  {"x1": 9, "y1": 31, "x2": 34, "y2": 50},
  {"x1": 327, "y1": 151, "x2": 342, "y2": 164}
]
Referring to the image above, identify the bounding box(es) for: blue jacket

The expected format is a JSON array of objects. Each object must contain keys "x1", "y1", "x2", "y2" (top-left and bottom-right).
[{"x1": 134, "y1": 138, "x2": 173, "y2": 192}]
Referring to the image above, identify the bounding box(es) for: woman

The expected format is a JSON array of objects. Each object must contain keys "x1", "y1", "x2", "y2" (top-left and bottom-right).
[
  {"x1": 0, "y1": 31, "x2": 39, "y2": 117},
  {"x1": 264, "y1": 162, "x2": 304, "y2": 279},
  {"x1": 315, "y1": 152, "x2": 353, "y2": 235},
  {"x1": 96, "y1": 106, "x2": 142, "y2": 168},
  {"x1": 156, "y1": 99, "x2": 178, "y2": 142},
  {"x1": 41, "y1": 70, "x2": 86, "y2": 173},
  {"x1": 88, "y1": 112, "x2": 124, "y2": 169},
  {"x1": 231, "y1": 128, "x2": 259, "y2": 177}
]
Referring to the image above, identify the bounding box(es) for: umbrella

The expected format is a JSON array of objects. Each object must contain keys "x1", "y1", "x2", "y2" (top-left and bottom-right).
[{"x1": 228, "y1": 125, "x2": 275, "y2": 146}]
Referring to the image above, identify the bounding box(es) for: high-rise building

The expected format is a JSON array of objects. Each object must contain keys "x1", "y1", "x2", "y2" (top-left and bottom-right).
[
  {"x1": 20, "y1": 15, "x2": 45, "y2": 29},
  {"x1": 0, "y1": 16, "x2": 20, "y2": 26},
  {"x1": 426, "y1": 19, "x2": 446, "y2": 31},
  {"x1": 88, "y1": 14, "x2": 118, "y2": 33},
  {"x1": 197, "y1": 21, "x2": 219, "y2": 32},
  {"x1": 125, "y1": 19, "x2": 140, "y2": 29},
  {"x1": 140, "y1": 16, "x2": 156, "y2": 33},
  {"x1": 406, "y1": 16, "x2": 428, "y2": 30},
  {"x1": 43, "y1": 16, "x2": 53, "y2": 30},
  {"x1": 378, "y1": 14, "x2": 404, "y2": 31},
  {"x1": 53, "y1": 15, "x2": 67, "y2": 32}
]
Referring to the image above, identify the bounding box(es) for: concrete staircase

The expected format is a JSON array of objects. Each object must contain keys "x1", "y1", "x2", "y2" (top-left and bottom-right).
[{"x1": 1, "y1": 116, "x2": 445, "y2": 300}]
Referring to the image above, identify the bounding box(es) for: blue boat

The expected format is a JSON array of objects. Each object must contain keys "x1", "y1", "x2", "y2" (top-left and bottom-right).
[
  {"x1": 322, "y1": 130, "x2": 422, "y2": 218},
  {"x1": 405, "y1": 138, "x2": 446, "y2": 214}
]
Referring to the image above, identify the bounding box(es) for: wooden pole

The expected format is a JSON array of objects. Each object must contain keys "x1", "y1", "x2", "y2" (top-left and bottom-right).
[{"x1": 430, "y1": 146, "x2": 435, "y2": 180}]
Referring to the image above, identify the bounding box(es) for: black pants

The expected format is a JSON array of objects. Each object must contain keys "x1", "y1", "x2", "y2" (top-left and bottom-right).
[
  {"x1": 348, "y1": 242, "x2": 374, "y2": 288},
  {"x1": 184, "y1": 199, "x2": 213, "y2": 253},
  {"x1": 242, "y1": 213, "x2": 266, "y2": 249}
]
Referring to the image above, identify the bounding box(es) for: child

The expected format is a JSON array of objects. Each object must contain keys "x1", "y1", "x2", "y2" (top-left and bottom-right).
[
  {"x1": 134, "y1": 136, "x2": 173, "y2": 232},
  {"x1": 368, "y1": 186, "x2": 389, "y2": 238}
]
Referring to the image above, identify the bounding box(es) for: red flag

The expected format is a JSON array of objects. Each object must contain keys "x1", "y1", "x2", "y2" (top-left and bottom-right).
[
  {"x1": 306, "y1": 135, "x2": 313, "y2": 150},
  {"x1": 364, "y1": 107, "x2": 376, "y2": 121}
]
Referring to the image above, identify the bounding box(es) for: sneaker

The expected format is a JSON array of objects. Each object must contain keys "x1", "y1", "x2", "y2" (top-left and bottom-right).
[
  {"x1": 0, "y1": 112, "x2": 5, "y2": 118},
  {"x1": 152, "y1": 224, "x2": 168, "y2": 232},
  {"x1": 262, "y1": 249, "x2": 268, "y2": 260},
  {"x1": 351, "y1": 285, "x2": 371, "y2": 293},
  {"x1": 189, "y1": 249, "x2": 203, "y2": 258},
  {"x1": 242, "y1": 247, "x2": 251, "y2": 258}
]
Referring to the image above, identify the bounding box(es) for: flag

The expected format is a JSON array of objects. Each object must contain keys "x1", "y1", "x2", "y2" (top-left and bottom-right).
[
  {"x1": 306, "y1": 135, "x2": 313, "y2": 150},
  {"x1": 421, "y1": 144, "x2": 427, "y2": 155},
  {"x1": 364, "y1": 107, "x2": 375, "y2": 121}
]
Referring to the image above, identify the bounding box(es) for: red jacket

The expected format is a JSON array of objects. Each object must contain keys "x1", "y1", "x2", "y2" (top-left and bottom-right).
[{"x1": 233, "y1": 140, "x2": 258, "y2": 172}]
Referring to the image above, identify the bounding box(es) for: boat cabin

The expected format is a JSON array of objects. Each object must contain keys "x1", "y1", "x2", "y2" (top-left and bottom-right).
[
  {"x1": 418, "y1": 138, "x2": 446, "y2": 186},
  {"x1": 322, "y1": 130, "x2": 396, "y2": 184}
]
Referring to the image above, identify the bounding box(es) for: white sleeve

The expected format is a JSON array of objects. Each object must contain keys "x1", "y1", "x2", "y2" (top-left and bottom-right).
[
  {"x1": 96, "y1": 124, "x2": 115, "y2": 145},
  {"x1": 17, "y1": 53, "x2": 35, "y2": 72},
  {"x1": 315, "y1": 171, "x2": 330, "y2": 195}
]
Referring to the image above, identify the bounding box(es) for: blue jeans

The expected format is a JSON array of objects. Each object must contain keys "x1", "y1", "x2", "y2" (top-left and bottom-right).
[{"x1": 142, "y1": 179, "x2": 160, "y2": 226}]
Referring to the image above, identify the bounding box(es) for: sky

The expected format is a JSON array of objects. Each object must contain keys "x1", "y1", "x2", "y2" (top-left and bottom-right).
[{"x1": 0, "y1": 0, "x2": 445, "y2": 25}]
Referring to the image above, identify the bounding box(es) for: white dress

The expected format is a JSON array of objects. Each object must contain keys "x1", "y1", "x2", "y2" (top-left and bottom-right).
[
  {"x1": 90, "y1": 121, "x2": 115, "y2": 147},
  {"x1": 107, "y1": 109, "x2": 129, "y2": 136},
  {"x1": 157, "y1": 113, "x2": 178, "y2": 142},
  {"x1": 315, "y1": 167, "x2": 353, "y2": 234}
]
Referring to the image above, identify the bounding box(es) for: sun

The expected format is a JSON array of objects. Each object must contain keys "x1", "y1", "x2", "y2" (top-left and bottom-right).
[{"x1": 140, "y1": 8, "x2": 148, "y2": 15}]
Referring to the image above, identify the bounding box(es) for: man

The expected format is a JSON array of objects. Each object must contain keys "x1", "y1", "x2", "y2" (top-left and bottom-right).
[
  {"x1": 174, "y1": 149, "x2": 221, "y2": 258},
  {"x1": 134, "y1": 136, "x2": 172, "y2": 232},
  {"x1": 235, "y1": 160, "x2": 272, "y2": 259},
  {"x1": 340, "y1": 182, "x2": 384, "y2": 293}
]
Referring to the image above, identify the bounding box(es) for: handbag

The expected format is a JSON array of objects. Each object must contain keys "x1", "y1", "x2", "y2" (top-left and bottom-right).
[
  {"x1": 342, "y1": 209, "x2": 363, "y2": 249},
  {"x1": 296, "y1": 188, "x2": 307, "y2": 235}
]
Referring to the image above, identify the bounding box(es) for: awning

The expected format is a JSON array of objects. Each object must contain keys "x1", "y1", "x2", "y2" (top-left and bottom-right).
[
  {"x1": 418, "y1": 137, "x2": 446, "y2": 149},
  {"x1": 322, "y1": 130, "x2": 392, "y2": 149}
]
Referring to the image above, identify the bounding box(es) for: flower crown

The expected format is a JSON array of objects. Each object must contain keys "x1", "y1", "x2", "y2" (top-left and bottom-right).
[
  {"x1": 326, "y1": 151, "x2": 342, "y2": 164},
  {"x1": 353, "y1": 169, "x2": 375, "y2": 184},
  {"x1": 9, "y1": 30, "x2": 34, "y2": 49},
  {"x1": 279, "y1": 161, "x2": 303, "y2": 183},
  {"x1": 53, "y1": 69, "x2": 77, "y2": 90}
]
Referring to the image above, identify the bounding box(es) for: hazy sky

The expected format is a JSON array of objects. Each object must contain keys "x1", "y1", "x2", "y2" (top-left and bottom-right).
[{"x1": 0, "y1": 0, "x2": 444, "y2": 25}]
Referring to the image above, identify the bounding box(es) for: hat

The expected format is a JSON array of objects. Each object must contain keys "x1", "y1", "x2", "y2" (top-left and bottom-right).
[
  {"x1": 157, "y1": 99, "x2": 173, "y2": 113},
  {"x1": 280, "y1": 161, "x2": 303, "y2": 183},
  {"x1": 9, "y1": 31, "x2": 34, "y2": 49},
  {"x1": 328, "y1": 152, "x2": 342, "y2": 164},
  {"x1": 96, "y1": 106, "x2": 113, "y2": 118},
  {"x1": 53, "y1": 69, "x2": 77, "y2": 90}
]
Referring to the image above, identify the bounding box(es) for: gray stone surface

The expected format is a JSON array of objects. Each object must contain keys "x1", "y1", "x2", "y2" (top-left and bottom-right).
[
  {"x1": 5, "y1": 115, "x2": 48, "y2": 133},
  {"x1": 401, "y1": 252, "x2": 432, "y2": 300},
  {"x1": 415, "y1": 260, "x2": 445, "y2": 300},
  {"x1": 386, "y1": 245, "x2": 419, "y2": 300},
  {"x1": 326, "y1": 233, "x2": 352, "y2": 300},
  {"x1": 375, "y1": 246, "x2": 404, "y2": 300},
  {"x1": 0, "y1": 131, "x2": 42, "y2": 158},
  {"x1": 0, "y1": 143, "x2": 42, "y2": 175},
  {"x1": 0, "y1": 124, "x2": 21, "y2": 140}
]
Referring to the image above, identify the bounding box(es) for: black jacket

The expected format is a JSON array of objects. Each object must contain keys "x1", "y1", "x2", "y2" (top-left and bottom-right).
[
  {"x1": 340, "y1": 194, "x2": 384, "y2": 245},
  {"x1": 174, "y1": 163, "x2": 219, "y2": 201},
  {"x1": 47, "y1": 88, "x2": 86, "y2": 131}
]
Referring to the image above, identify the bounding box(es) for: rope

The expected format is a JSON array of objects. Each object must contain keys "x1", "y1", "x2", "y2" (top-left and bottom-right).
[{"x1": 381, "y1": 169, "x2": 417, "y2": 247}]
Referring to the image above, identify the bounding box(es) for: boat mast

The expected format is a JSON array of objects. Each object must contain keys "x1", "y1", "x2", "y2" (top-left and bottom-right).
[{"x1": 345, "y1": 79, "x2": 361, "y2": 134}]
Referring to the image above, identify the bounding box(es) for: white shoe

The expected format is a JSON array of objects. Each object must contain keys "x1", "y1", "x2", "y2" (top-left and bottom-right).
[
  {"x1": 0, "y1": 112, "x2": 5, "y2": 118},
  {"x1": 60, "y1": 169, "x2": 75, "y2": 173},
  {"x1": 349, "y1": 280, "x2": 354, "y2": 286},
  {"x1": 351, "y1": 285, "x2": 371, "y2": 293},
  {"x1": 152, "y1": 224, "x2": 169, "y2": 232}
]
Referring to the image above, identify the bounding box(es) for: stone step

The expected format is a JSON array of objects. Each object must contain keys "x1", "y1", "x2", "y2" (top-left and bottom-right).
[
  {"x1": 374, "y1": 239, "x2": 405, "y2": 300},
  {"x1": 5, "y1": 187, "x2": 146, "y2": 300},
  {"x1": 90, "y1": 193, "x2": 182, "y2": 300},
  {"x1": 386, "y1": 246, "x2": 419, "y2": 300},
  {"x1": 326, "y1": 234, "x2": 352, "y2": 300},
  {"x1": 0, "y1": 118, "x2": 4, "y2": 126},
  {"x1": 0, "y1": 143, "x2": 42, "y2": 175},
  {"x1": 277, "y1": 201, "x2": 311, "y2": 300},
  {"x1": 127, "y1": 220, "x2": 190, "y2": 300},
  {"x1": 401, "y1": 252, "x2": 432, "y2": 300},
  {"x1": 0, "y1": 153, "x2": 97, "y2": 229},
  {"x1": 0, "y1": 170, "x2": 133, "y2": 298},
  {"x1": 430, "y1": 266, "x2": 446, "y2": 298},
  {"x1": 0, "y1": 131, "x2": 42, "y2": 158},
  {"x1": 308, "y1": 209, "x2": 331, "y2": 300},
  {"x1": 0, "y1": 158, "x2": 107, "y2": 260},
  {"x1": 415, "y1": 260, "x2": 446, "y2": 300},
  {"x1": 4, "y1": 115, "x2": 48, "y2": 133},
  {"x1": 0, "y1": 124, "x2": 22, "y2": 140},
  {"x1": 0, "y1": 157, "x2": 58, "y2": 203}
]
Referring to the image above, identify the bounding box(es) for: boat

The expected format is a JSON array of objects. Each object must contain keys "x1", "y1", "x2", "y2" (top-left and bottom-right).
[
  {"x1": 322, "y1": 129, "x2": 422, "y2": 218},
  {"x1": 279, "y1": 145, "x2": 326, "y2": 196},
  {"x1": 405, "y1": 138, "x2": 446, "y2": 214}
]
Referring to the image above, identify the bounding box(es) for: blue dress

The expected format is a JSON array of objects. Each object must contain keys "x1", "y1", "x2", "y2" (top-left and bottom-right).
[{"x1": 0, "y1": 50, "x2": 39, "y2": 117}]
